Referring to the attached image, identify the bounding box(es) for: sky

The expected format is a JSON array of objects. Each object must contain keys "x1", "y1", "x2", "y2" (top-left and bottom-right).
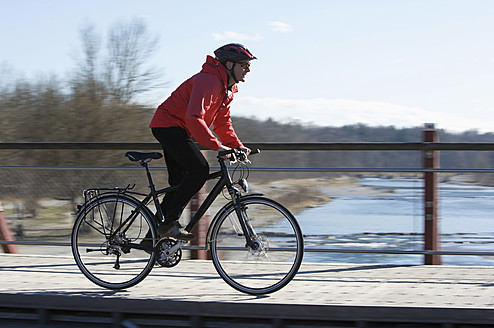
[{"x1": 2, "y1": 0, "x2": 494, "y2": 133}]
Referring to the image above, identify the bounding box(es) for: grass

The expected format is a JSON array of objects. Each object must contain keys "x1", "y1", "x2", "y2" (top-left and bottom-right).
[{"x1": 5, "y1": 202, "x2": 74, "y2": 242}]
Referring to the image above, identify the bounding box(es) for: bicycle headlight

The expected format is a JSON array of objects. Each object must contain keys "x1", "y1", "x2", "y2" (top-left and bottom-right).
[{"x1": 239, "y1": 178, "x2": 249, "y2": 193}]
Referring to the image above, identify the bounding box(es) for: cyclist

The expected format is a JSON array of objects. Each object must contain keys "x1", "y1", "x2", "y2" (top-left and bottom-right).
[{"x1": 147, "y1": 43, "x2": 256, "y2": 242}]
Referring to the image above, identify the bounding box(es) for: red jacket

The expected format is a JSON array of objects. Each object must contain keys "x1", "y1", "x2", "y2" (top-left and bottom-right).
[{"x1": 150, "y1": 55, "x2": 243, "y2": 151}]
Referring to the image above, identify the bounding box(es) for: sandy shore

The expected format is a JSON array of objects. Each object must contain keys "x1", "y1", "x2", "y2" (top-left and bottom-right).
[{"x1": 249, "y1": 176, "x2": 393, "y2": 213}]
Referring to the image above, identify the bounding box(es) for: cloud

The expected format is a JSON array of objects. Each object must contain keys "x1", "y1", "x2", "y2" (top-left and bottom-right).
[
  {"x1": 233, "y1": 96, "x2": 494, "y2": 133},
  {"x1": 212, "y1": 31, "x2": 263, "y2": 41},
  {"x1": 269, "y1": 21, "x2": 293, "y2": 33}
]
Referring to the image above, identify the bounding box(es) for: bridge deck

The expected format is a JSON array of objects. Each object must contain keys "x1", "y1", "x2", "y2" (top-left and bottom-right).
[{"x1": 0, "y1": 253, "x2": 493, "y2": 327}]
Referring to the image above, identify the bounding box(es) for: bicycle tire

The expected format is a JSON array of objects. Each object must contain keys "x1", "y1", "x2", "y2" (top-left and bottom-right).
[
  {"x1": 209, "y1": 196, "x2": 304, "y2": 294},
  {"x1": 71, "y1": 193, "x2": 157, "y2": 289}
]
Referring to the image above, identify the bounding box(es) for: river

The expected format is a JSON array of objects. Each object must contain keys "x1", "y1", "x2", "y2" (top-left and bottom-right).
[{"x1": 297, "y1": 177, "x2": 494, "y2": 265}]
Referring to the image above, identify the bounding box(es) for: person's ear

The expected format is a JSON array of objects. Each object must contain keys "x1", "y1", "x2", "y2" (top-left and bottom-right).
[{"x1": 225, "y1": 61, "x2": 234, "y2": 69}]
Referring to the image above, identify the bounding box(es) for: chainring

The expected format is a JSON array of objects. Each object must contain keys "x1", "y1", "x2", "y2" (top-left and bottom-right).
[{"x1": 155, "y1": 238, "x2": 182, "y2": 267}]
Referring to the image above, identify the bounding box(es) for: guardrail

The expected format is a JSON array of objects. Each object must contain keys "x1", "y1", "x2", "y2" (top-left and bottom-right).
[
  {"x1": 1, "y1": 128, "x2": 494, "y2": 264},
  {"x1": 2, "y1": 141, "x2": 494, "y2": 151}
]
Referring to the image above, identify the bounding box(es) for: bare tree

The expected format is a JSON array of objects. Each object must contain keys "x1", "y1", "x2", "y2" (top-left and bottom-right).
[
  {"x1": 71, "y1": 19, "x2": 165, "y2": 104},
  {"x1": 71, "y1": 24, "x2": 107, "y2": 104},
  {"x1": 0, "y1": 62, "x2": 15, "y2": 98},
  {"x1": 67, "y1": 19, "x2": 164, "y2": 149},
  {"x1": 105, "y1": 18, "x2": 165, "y2": 103}
]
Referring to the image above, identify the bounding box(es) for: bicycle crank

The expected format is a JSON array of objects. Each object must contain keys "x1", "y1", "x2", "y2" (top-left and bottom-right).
[{"x1": 155, "y1": 238, "x2": 184, "y2": 267}]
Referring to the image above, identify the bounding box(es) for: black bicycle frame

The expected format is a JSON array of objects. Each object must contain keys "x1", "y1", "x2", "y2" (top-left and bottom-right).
[
  {"x1": 184, "y1": 157, "x2": 257, "y2": 249},
  {"x1": 108, "y1": 155, "x2": 256, "y2": 249},
  {"x1": 184, "y1": 171, "x2": 224, "y2": 232}
]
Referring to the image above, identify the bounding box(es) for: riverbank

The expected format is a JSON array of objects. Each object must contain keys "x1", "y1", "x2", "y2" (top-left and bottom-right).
[{"x1": 250, "y1": 176, "x2": 367, "y2": 213}]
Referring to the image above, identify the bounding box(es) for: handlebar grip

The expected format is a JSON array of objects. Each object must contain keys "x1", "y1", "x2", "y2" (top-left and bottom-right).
[
  {"x1": 218, "y1": 149, "x2": 236, "y2": 158},
  {"x1": 217, "y1": 148, "x2": 261, "y2": 158}
]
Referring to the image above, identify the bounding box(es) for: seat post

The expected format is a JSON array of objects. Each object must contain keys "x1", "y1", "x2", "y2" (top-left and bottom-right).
[{"x1": 142, "y1": 161, "x2": 164, "y2": 223}]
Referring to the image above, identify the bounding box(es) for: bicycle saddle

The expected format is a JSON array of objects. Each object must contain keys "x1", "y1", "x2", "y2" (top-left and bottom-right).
[{"x1": 125, "y1": 151, "x2": 163, "y2": 162}]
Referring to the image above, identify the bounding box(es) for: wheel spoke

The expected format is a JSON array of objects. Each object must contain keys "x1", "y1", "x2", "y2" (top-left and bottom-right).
[
  {"x1": 72, "y1": 195, "x2": 157, "y2": 289},
  {"x1": 210, "y1": 197, "x2": 303, "y2": 294}
]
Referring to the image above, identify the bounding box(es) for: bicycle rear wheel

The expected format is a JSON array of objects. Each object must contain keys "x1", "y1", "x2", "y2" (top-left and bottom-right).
[
  {"x1": 209, "y1": 196, "x2": 303, "y2": 294},
  {"x1": 71, "y1": 194, "x2": 157, "y2": 289}
]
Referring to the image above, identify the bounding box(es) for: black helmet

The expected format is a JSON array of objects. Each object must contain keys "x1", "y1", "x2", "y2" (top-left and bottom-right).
[{"x1": 214, "y1": 43, "x2": 257, "y2": 63}]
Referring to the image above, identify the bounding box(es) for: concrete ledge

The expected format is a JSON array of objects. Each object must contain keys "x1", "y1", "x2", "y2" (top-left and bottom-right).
[{"x1": 1, "y1": 293, "x2": 493, "y2": 327}]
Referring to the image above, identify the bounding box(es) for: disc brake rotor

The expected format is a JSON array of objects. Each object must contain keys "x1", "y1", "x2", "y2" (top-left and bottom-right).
[{"x1": 249, "y1": 236, "x2": 269, "y2": 257}]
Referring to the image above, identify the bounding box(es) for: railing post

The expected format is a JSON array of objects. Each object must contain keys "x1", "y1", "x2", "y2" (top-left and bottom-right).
[
  {"x1": 423, "y1": 123, "x2": 441, "y2": 265},
  {"x1": 0, "y1": 202, "x2": 18, "y2": 253},
  {"x1": 189, "y1": 151, "x2": 211, "y2": 260}
]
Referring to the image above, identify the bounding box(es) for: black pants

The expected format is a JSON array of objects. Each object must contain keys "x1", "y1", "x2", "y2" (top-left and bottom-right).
[{"x1": 152, "y1": 127, "x2": 210, "y2": 223}]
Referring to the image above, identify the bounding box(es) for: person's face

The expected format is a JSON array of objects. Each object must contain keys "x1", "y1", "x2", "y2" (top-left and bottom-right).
[{"x1": 227, "y1": 60, "x2": 251, "y2": 83}]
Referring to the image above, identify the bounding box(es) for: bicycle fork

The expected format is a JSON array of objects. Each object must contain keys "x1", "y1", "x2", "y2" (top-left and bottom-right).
[{"x1": 230, "y1": 192, "x2": 259, "y2": 250}]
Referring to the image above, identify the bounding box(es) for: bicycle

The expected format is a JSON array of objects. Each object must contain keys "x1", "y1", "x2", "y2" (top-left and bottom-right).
[{"x1": 71, "y1": 148, "x2": 304, "y2": 295}]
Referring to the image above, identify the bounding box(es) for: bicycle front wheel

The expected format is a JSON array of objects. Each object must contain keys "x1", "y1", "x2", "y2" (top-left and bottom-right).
[
  {"x1": 209, "y1": 196, "x2": 304, "y2": 294},
  {"x1": 71, "y1": 194, "x2": 157, "y2": 289}
]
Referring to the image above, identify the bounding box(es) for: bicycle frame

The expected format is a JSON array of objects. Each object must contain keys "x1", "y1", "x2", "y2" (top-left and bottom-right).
[
  {"x1": 99, "y1": 153, "x2": 259, "y2": 250},
  {"x1": 159, "y1": 156, "x2": 258, "y2": 249}
]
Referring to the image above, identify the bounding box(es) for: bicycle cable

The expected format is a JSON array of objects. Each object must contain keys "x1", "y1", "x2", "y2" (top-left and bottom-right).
[{"x1": 221, "y1": 159, "x2": 250, "y2": 200}]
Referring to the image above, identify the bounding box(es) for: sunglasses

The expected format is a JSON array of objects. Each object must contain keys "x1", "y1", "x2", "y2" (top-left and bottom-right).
[{"x1": 238, "y1": 62, "x2": 251, "y2": 69}]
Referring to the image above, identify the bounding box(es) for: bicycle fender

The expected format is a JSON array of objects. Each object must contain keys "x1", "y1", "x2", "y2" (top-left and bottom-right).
[
  {"x1": 239, "y1": 193, "x2": 264, "y2": 198},
  {"x1": 205, "y1": 193, "x2": 264, "y2": 250}
]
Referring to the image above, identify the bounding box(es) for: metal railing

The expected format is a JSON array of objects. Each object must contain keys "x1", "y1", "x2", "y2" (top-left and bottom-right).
[
  {"x1": 1, "y1": 140, "x2": 494, "y2": 261},
  {"x1": 1, "y1": 141, "x2": 494, "y2": 151}
]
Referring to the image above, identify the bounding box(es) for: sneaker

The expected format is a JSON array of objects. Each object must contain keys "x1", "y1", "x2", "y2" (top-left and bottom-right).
[{"x1": 158, "y1": 221, "x2": 196, "y2": 240}]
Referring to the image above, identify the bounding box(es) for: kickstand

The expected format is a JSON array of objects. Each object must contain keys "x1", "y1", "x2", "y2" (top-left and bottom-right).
[{"x1": 113, "y1": 251, "x2": 121, "y2": 270}]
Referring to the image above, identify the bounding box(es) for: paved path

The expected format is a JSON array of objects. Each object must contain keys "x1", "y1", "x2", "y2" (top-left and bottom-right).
[{"x1": 1, "y1": 253, "x2": 493, "y2": 308}]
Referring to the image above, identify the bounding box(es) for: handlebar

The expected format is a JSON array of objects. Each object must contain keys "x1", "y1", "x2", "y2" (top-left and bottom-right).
[{"x1": 217, "y1": 148, "x2": 260, "y2": 161}]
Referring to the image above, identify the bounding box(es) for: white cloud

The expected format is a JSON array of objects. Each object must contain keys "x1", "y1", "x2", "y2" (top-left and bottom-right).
[
  {"x1": 269, "y1": 21, "x2": 293, "y2": 33},
  {"x1": 233, "y1": 96, "x2": 494, "y2": 133},
  {"x1": 212, "y1": 31, "x2": 263, "y2": 41}
]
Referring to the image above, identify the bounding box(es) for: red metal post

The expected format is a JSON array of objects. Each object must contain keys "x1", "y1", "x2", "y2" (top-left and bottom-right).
[
  {"x1": 423, "y1": 123, "x2": 441, "y2": 265},
  {"x1": 189, "y1": 151, "x2": 211, "y2": 260},
  {"x1": 0, "y1": 202, "x2": 18, "y2": 254}
]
